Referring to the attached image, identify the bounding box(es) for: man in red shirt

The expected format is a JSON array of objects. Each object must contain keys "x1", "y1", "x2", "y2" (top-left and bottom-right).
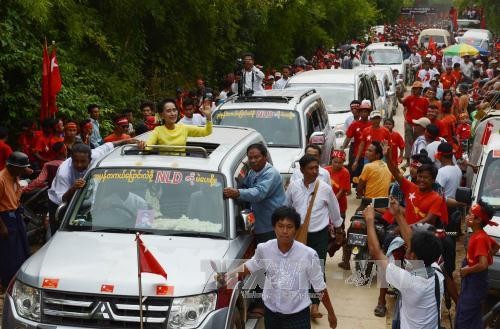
[
  {"x1": 342, "y1": 100, "x2": 372, "y2": 182},
  {"x1": 451, "y1": 63, "x2": 462, "y2": 85},
  {"x1": 104, "y1": 116, "x2": 132, "y2": 142},
  {"x1": 353, "y1": 110, "x2": 391, "y2": 172},
  {"x1": 33, "y1": 118, "x2": 64, "y2": 165},
  {"x1": 440, "y1": 66, "x2": 457, "y2": 90},
  {"x1": 398, "y1": 81, "x2": 429, "y2": 167},
  {"x1": 386, "y1": 144, "x2": 447, "y2": 226},
  {"x1": 17, "y1": 121, "x2": 42, "y2": 167},
  {"x1": 384, "y1": 118, "x2": 405, "y2": 164},
  {"x1": 0, "y1": 127, "x2": 13, "y2": 171}
]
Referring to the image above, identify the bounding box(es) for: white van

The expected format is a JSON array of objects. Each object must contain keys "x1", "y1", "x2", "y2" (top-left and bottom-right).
[{"x1": 418, "y1": 28, "x2": 451, "y2": 48}]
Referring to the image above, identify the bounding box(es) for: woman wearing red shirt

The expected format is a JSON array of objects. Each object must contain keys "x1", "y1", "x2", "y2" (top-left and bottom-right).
[{"x1": 455, "y1": 200, "x2": 499, "y2": 329}]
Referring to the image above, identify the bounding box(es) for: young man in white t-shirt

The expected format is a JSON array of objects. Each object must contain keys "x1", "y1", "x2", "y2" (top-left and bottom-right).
[
  {"x1": 435, "y1": 142, "x2": 462, "y2": 200},
  {"x1": 179, "y1": 98, "x2": 206, "y2": 126},
  {"x1": 364, "y1": 204, "x2": 444, "y2": 329}
]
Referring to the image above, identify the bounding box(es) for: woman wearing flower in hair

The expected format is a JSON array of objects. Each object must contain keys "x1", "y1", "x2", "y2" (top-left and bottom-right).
[{"x1": 455, "y1": 199, "x2": 499, "y2": 329}]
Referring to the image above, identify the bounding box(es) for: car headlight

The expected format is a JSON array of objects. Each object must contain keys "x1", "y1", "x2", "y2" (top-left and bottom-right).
[
  {"x1": 167, "y1": 293, "x2": 217, "y2": 328},
  {"x1": 11, "y1": 280, "x2": 41, "y2": 321}
]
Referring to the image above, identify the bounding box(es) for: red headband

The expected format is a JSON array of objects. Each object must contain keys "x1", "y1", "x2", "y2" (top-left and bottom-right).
[
  {"x1": 331, "y1": 150, "x2": 346, "y2": 160},
  {"x1": 410, "y1": 160, "x2": 422, "y2": 169},
  {"x1": 471, "y1": 204, "x2": 498, "y2": 226},
  {"x1": 83, "y1": 122, "x2": 93, "y2": 131},
  {"x1": 116, "y1": 118, "x2": 129, "y2": 126},
  {"x1": 65, "y1": 122, "x2": 77, "y2": 129},
  {"x1": 435, "y1": 150, "x2": 453, "y2": 160}
]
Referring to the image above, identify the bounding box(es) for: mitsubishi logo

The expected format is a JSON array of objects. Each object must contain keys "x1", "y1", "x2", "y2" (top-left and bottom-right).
[{"x1": 92, "y1": 302, "x2": 113, "y2": 320}]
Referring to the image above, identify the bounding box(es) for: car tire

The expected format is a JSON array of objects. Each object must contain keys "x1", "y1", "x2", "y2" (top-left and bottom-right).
[{"x1": 231, "y1": 307, "x2": 244, "y2": 329}]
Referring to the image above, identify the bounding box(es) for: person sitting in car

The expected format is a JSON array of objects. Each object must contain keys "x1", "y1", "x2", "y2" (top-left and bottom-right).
[{"x1": 138, "y1": 98, "x2": 212, "y2": 149}]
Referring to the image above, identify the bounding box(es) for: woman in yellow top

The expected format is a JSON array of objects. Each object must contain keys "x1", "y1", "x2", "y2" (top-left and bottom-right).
[{"x1": 138, "y1": 98, "x2": 212, "y2": 149}]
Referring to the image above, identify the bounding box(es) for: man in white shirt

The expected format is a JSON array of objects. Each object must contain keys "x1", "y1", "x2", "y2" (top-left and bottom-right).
[
  {"x1": 435, "y1": 143, "x2": 462, "y2": 199},
  {"x1": 241, "y1": 52, "x2": 265, "y2": 96},
  {"x1": 228, "y1": 206, "x2": 338, "y2": 328},
  {"x1": 48, "y1": 139, "x2": 135, "y2": 233},
  {"x1": 290, "y1": 145, "x2": 331, "y2": 186},
  {"x1": 272, "y1": 66, "x2": 291, "y2": 90},
  {"x1": 409, "y1": 47, "x2": 422, "y2": 70},
  {"x1": 286, "y1": 154, "x2": 343, "y2": 318},
  {"x1": 364, "y1": 204, "x2": 444, "y2": 329},
  {"x1": 460, "y1": 56, "x2": 474, "y2": 81},
  {"x1": 343, "y1": 100, "x2": 361, "y2": 131},
  {"x1": 179, "y1": 98, "x2": 206, "y2": 125}
]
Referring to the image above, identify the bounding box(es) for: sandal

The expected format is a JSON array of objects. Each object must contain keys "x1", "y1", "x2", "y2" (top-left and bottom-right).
[{"x1": 374, "y1": 304, "x2": 387, "y2": 317}]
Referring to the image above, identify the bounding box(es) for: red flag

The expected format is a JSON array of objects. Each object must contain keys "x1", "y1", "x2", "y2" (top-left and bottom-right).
[
  {"x1": 481, "y1": 122, "x2": 494, "y2": 145},
  {"x1": 48, "y1": 47, "x2": 62, "y2": 117},
  {"x1": 480, "y1": 12, "x2": 486, "y2": 29},
  {"x1": 428, "y1": 36, "x2": 437, "y2": 52},
  {"x1": 136, "y1": 235, "x2": 167, "y2": 279},
  {"x1": 40, "y1": 42, "x2": 50, "y2": 121}
]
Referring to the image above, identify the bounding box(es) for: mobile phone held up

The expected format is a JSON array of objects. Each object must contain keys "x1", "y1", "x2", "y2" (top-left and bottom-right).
[{"x1": 371, "y1": 197, "x2": 390, "y2": 209}]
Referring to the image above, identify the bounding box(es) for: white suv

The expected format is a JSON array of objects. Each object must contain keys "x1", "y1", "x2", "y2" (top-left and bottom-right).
[{"x1": 360, "y1": 42, "x2": 406, "y2": 87}]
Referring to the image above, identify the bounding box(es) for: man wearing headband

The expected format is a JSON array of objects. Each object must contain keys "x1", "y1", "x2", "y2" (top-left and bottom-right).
[
  {"x1": 78, "y1": 119, "x2": 94, "y2": 148},
  {"x1": 104, "y1": 116, "x2": 132, "y2": 142},
  {"x1": 63, "y1": 121, "x2": 80, "y2": 157},
  {"x1": 455, "y1": 200, "x2": 499, "y2": 329}
]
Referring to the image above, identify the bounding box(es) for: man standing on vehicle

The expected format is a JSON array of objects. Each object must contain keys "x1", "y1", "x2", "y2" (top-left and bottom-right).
[
  {"x1": 223, "y1": 143, "x2": 286, "y2": 244},
  {"x1": 286, "y1": 154, "x2": 343, "y2": 319},
  {"x1": 48, "y1": 138, "x2": 137, "y2": 234},
  {"x1": 0, "y1": 152, "x2": 31, "y2": 289},
  {"x1": 272, "y1": 65, "x2": 291, "y2": 90},
  {"x1": 398, "y1": 81, "x2": 429, "y2": 168}
]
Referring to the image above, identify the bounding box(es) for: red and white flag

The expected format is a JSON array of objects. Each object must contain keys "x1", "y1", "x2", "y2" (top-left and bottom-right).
[
  {"x1": 136, "y1": 234, "x2": 167, "y2": 279},
  {"x1": 481, "y1": 122, "x2": 494, "y2": 145},
  {"x1": 48, "y1": 47, "x2": 62, "y2": 117},
  {"x1": 40, "y1": 42, "x2": 50, "y2": 120}
]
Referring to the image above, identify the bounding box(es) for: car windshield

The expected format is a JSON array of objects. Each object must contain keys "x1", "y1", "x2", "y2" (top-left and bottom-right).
[
  {"x1": 478, "y1": 153, "x2": 500, "y2": 208},
  {"x1": 419, "y1": 35, "x2": 446, "y2": 44},
  {"x1": 361, "y1": 49, "x2": 402, "y2": 65},
  {"x1": 460, "y1": 38, "x2": 485, "y2": 48},
  {"x1": 64, "y1": 168, "x2": 226, "y2": 236},
  {"x1": 213, "y1": 109, "x2": 301, "y2": 147},
  {"x1": 286, "y1": 84, "x2": 354, "y2": 112}
]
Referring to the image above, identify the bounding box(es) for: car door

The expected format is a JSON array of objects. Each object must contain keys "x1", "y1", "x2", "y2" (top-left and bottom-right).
[
  {"x1": 317, "y1": 98, "x2": 335, "y2": 160},
  {"x1": 305, "y1": 102, "x2": 330, "y2": 166},
  {"x1": 370, "y1": 75, "x2": 384, "y2": 118}
]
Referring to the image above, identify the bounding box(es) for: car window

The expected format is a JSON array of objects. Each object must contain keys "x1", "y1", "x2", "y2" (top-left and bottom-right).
[
  {"x1": 306, "y1": 106, "x2": 322, "y2": 141},
  {"x1": 317, "y1": 99, "x2": 329, "y2": 129},
  {"x1": 361, "y1": 49, "x2": 402, "y2": 65},
  {"x1": 371, "y1": 77, "x2": 381, "y2": 98},
  {"x1": 478, "y1": 152, "x2": 500, "y2": 207},
  {"x1": 64, "y1": 168, "x2": 227, "y2": 236}
]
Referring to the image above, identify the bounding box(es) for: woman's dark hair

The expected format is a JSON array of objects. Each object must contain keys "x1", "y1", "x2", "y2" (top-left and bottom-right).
[
  {"x1": 157, "y1": 98, "x2": 177, "y2": 113},
  {"x1": 305, "y1": 144, "x2": 322, "y2": 156},
  {"x1": 79, "y1": 119, "x2": 92, "y2": 129},
  {"x1": 246, "y1": 143, "x2": 267, "y2": 157},
  {"x1": 183, "y1": 97, "x2": 194, "y2": 106},
  {"x1": 71, "y1": 143, "x2": 92, "y2": 161},
  {"x1": 299, "y1": 154, "x2": 319, "y2": 169},
  {"x1": 371, "y1": 141, "x2": 383, "y2": 159},
  {"x1": 442, "y1": 89, "x2": 453, "y2": 100},
  {"x1": 426, "y1": 124, "x2": 440, "y2": 138},
  {"x1": 384, "y1": 118, "x2": 395, "y2": 125},
  {"x1": 350, "y1": 100, "x2": 361, "y2": 106},
  {"x1": 417, "y1": 163, "x2": 438, "y2": 180},
  {"x1": 411, "y1": 231, "x2": 443, "y2": 266},
  {"x1": 271, "y1": 206, "x2": 301, "y2": 230},
  {"x1": 477, "y1": 198, "x2": 495, "y2": 223},
  {"x1": 51, "y1": 141, "x2": 66, "y2": 154},
  {"x1": 411, "y1": 151, "x2": 432, "y2": 165}
]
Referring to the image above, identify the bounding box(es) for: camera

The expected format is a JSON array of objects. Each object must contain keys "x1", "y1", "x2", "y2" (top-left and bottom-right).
[{"x1": 234, "y1": 58, "x2": 244, "y2": 76}]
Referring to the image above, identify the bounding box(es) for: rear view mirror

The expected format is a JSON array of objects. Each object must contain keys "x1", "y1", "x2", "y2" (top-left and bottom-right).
[
  {"x1": 309, "y1": 131, "x2": 326, "y2": 146},
  {"x1": 455, "y1": 187, "x2": 472, "y2": 205},
  {"x1": 240, "y1": 210, "x2": 255, "y2": 231}
]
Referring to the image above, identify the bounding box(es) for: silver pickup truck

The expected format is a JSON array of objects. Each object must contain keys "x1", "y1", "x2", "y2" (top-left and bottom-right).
[{"x1": 3, "y1": 126, "x2": 266, "y2": 329}]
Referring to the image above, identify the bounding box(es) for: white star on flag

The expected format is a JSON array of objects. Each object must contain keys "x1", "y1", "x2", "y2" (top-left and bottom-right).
[
  {"x1": 409, "y1": 192, "x2": 416, "y2": 201},
  {"x1": 367, "y1": 135, "x2": 372, "y2": 141}
]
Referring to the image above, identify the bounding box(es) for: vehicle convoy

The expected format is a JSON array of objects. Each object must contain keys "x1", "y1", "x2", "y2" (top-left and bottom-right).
[
  {"x1": 2, "y1": 126, "x2": 267, "y2": 329},
  {"x1": 364, "y1": 65, "x2": 399, "y2": 117},
  {"x1": 284, "y1": 69, "x2": 384, "y2": 136},
  {"x1": 213, "y1": 88, "x2": 335, "y2": 186},
  {"x1": 360, "y1": 42, "x2": 407, "y2": 91}
]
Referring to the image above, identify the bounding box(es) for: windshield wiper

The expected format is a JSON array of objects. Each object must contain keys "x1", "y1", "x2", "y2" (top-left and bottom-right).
[
  {"x1": 168, "y1": 232, "x2": 226, "y2": 239},
  {"x1": 89, "y1": 228, "x2": 154, "y2": 234}
]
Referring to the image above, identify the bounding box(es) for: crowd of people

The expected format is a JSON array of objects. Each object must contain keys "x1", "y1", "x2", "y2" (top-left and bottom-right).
[{"x1": 0, "y1": 15, "x2": 500, "y2": 329}]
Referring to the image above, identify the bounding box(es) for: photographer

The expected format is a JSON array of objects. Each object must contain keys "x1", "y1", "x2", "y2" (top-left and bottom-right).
[{"x1": 239, "y1": 52, "x2": 265, "y2": 96}]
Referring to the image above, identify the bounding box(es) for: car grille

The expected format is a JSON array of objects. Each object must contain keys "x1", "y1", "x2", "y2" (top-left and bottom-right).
[{"x1": 42, "y1": 290, "x2": 171, "y2": 328}]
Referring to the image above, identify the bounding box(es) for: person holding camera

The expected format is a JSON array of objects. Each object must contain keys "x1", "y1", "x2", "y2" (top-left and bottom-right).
[{"x1": 240, "y1": 52, "x2": 265, "y2": 96}]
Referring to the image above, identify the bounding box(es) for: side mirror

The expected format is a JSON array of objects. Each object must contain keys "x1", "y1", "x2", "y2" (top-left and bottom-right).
[
  {"x1": 240, "y1": 210, "x2": 255, "y2": 231},
  {"x1": 455, "y1": 187, "x2": 472, "y2": 205},
  {"x1": 309, "y1": 131, "x2": 326, "y2": 146},
  {"x1": 55, "y1": 203, "x2": 67, "y2": 223}
]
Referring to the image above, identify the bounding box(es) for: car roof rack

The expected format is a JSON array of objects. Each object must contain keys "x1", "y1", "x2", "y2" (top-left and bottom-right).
[
  {"x1": 120, "y1": 144, "x2": 209, "y2": 158},
  {"x1": 298, "y1": 89, "x2": 316, "y2": 104},
  {"x1": 234, "y1": 95, "x2": 293, "y2": 103}
]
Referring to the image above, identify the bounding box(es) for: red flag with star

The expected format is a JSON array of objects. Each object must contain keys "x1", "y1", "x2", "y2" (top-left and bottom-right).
[
  {"x1": 40, "y1": 41, "x2": 50, "y2": 121},
  {"x1": 136, "y1": 235, "x2": 167, "y2": 279},
  {"x1": 481, "y1": 122, "x2": 494, "y2": 145},
  {"x1": 48, "y1": 47, "x2": 62, "y2": 117}
]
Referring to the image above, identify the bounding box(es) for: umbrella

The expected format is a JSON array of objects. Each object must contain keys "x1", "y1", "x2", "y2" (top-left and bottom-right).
[
  {"x1": 473, "y1": 46, "x2": 490, "y2": 56},
  {"x1": 443, "y1": 43, "x2": 479, "y2": 57}
]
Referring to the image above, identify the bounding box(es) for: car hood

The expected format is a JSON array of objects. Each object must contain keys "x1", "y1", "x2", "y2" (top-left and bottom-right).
[
  {"x1": 19, "y1": 232, "x2": 230, "y2": 296},
  {"x1": 269, "y1": 147, "x2": 303, "y2": 174},
  {"x1": 485, "y1": 215, "x2": 500, "y2": 238}
]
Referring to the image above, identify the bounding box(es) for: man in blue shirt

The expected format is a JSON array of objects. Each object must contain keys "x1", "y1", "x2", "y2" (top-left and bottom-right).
[
  {"x1": 88, "y1": 104, "x2": 103, "y2": 148},
  {"x1": 224, "y1": 143, "x2": 286, "y2": 244}
]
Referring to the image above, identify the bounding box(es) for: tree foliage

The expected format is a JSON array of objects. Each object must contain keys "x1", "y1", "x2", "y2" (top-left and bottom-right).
[{"x1": 0, "y1": 0, "x2": 403, "y2": 130}]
